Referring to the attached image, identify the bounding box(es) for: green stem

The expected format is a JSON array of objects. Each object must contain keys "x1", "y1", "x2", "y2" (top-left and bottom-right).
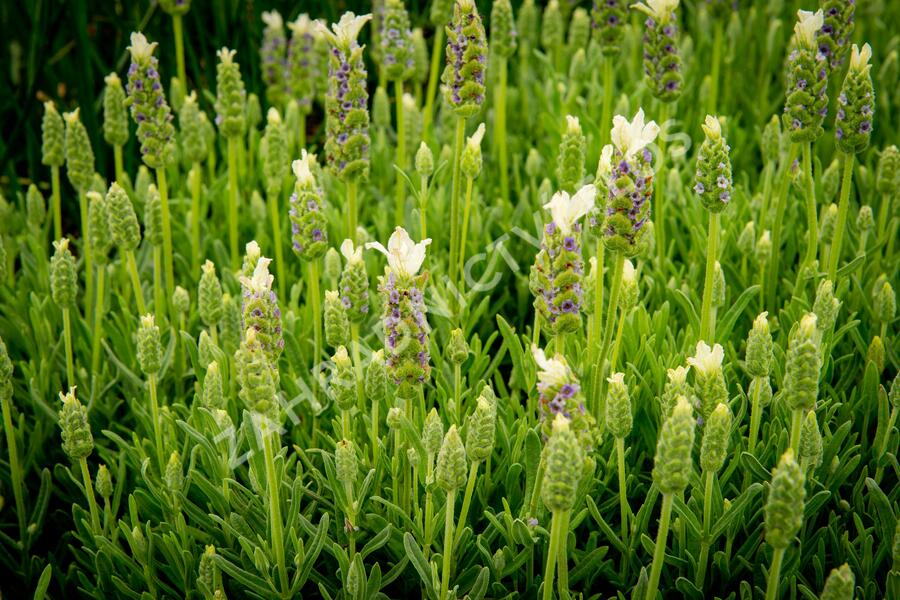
[
  {"x1": 190, "y1": 164, "x2": 201, "y2": 279},
  {"x1": 299, "y1": 113, "x2": 307, "y2": 151},
  {"x1": 148, "y1": 374, "x2": 164, "y2": 471},
  {"x1": 152, "y1": 247, "x2": 163, "y2": 318},
  {"x1": 589, "y1": 239, "x2": 605, "y2": 415},
  {"x1": 350, "y1": 324, "x2": 364, "y2": 411},
  {"x1": 826, "y1": 153, "x2": 855, "y2": 281},
  {"x1": 423, "y1": 29, "x2": 444, "y2": 139},
  {"x1": 616, "y1": 437, "x2": 628, "y2": 543},
  {"x1": 708, "y1": 21, "x2": 722, "y2": 115},
  {"x1": 747, "y1": 376, "x2": 765, "y2": 453},
  {"x1": 875, "y1": 406, "x2": 897, "y2": 482},
  {"x1": 789, "y1": 408, "x2": 803, "y2": 455},
  {"x1": 172, "y1": 14, "x2": 187, "y2": 86},
  {"x1": 542, "y1": 510, "x2": 563, "y2": 600},
  {"x1": 527, "y1": 456, "x2": 546, "y2": 519},
  {"x1": 556, "y1": 509, "x2": 571, "y2": 599},
  {"x1": 79, "y1": 190, "x2": 94, "y2": 324},
  {"x1": 453, "y1": 363, "x2": 461, "y2": 425},
  {"x1": 449, "y1": 117, "x2": 466, "y2": 303},
  {"x1": 395, "y1": 79, "x2": 407, "y2": 227},
  {"x1": 800, "y1": 143, "x2": 818, "y2": 277},
  {"x1": 440, "y1": 488, "x2": 457, "y2": 600},
  {"x1": 695, "y1": 470, "x2": 715, "y2": 588},
  {"x1": 495, "y1": 57, "x2": 509, "y2": 201},
  {"x1": 610, "y1": 305, "x2": 627, "y2": 376},
  {"x1": 459, "y1": 176, "x2": 474, "y2": 290},
  {"x1": 596, "y1": 253, "x2": 624, "y2": 424},
  {"x1": 654, "y1": 103, "x2": 670, "y2": 266},
  {"x1": 766, "y1": 143, "x2": 799, "y2": 310},
  {"x1": 759, "y1": 161, "x2": 775, "y2": 230},
  {"x1": 347, "y1": 181, "x2": 358, "y2": 244},
  {"x1": 262, "y1": 428, "x2": 289, "y2": 595},
  {"x1": 62, "y1": 308, "x2": 75, "y2": 389},
  {"x1": 342, "y1": 408, "x2": 351, "y2": 441},
  {"x1": 90, "y1": 266, "x2": 106, "y2": 376},
  {"x1": 156, "y1": 169, "x2": 174, "y2": 319},
  {"x1": 308, "y1": 260, "x2": 322, "y2": 366},
  {"x1": 424, "y1": 456, "x2": 435, "y2": 558},
  {"x1": 227, "y1": 138, "x2": 239, "y2": 269},
  {"x1": 126, "y1": 250, "x2": 148, "y2": 316},
  {"x1": 371, "y1": 390, "x2": 380, "y2": 467},
  {"x1": 79, "y1": 458, "x2": 102, "y2": 535},
  {"x1": 645, "y1": 493, "x2": 674, "y2": 600},
  {"x1": 1, "y1": 391, "x2": 26, "y2": 541},
  {"x1": 51, "y1": 166, "x2": 62, "y2": 240},
  {"x1": 764, "y1": 547, "x2": 786, "y2": 600},
  {"x1": 699, "y1": 212, "x2": 720, "y2": 343},
  {"x1": 267, "y1": 189, "x2": 286, "y2": 301},
  {"x1": 114, "y1": 145, "x2": 125, "y2": 186},
  {"x1": 600, "y1": 59, "x2": 614, "y2": 146},
  {"x1": 454, "y1": 462, "x2": 480, "y2": 548},
  {"x1": 419, "y1": 174, "x2": 429, "y2": 239}
]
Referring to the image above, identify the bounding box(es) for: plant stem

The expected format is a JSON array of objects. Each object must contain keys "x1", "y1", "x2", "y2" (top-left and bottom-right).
[
  {"x1": 227, "y1": 138, "x2": 239, "y2": 269},
  {"x1": 766, "y1": 143, "x2": 799, "y2": 310},
  {"x1": 190, "y1": 163, "x2": 201, "y2": 279},
  {"x1": 449, "y1": 117, "x2": 466, "y2": 304},
  {"x1": 419, "y1": 174, "x2": 429, "y2": 239},
  {"x1": 90, "y1": 266, "x2": 106, "y2": 377},
  {"x1": 600, "y1": 58, "x2": 614, "y2": 145},
  {"x1": 654, "y1": 103, "x2": 670, "y2": 267},
  {"x1": 699, "y1": 212, "x2": 720, "y2": 343},
  {"x1": 527, "y1": 456, "x2": 546, "y2": 519},
  {"x1": 267, "y1": 189, "x2": 286, "y2": 301},
  {"x1": 799, "y1": 143, "x2": 818, "y2": 283},
  {"x1": 747, "y1": 377, "x2": 765, "y2": 453},
  {"x1": 155, "y1": 169, "x2": 175, "y2": 320},
  {"x1": 440, "y1": 488, "x2": 457, "y2": 600},
  {"x1": 1, "y1": 391, "x2": 26, "y2": 541},
  {"x1": 172, "y1": 14, "x2": 187, "y2": 86},
  {"x1": 458, "y1": 175, "x2": 474, "y2": 290},
  {"x1": 62, "y1": 308, "x2": 75, "y2": 389},
  {"x1": 556, "y1": 509, "x2": 571, "y2": 599},
  {"x1": 495, "y1": 56, "x2": 509, "y2": 202},
  {"x1": 262, "y1": 427, "x2": 289, "y2": 595},
  {"x1": 645, "y1": 493, "x2": 674, "y2": 600},
  {"x1": 596, "y1": 253, "x2": 624, "y2": 424},
  {"x1": 708, "y1": 20, "x2": 722, "y2": 115},
  {"x1": 695, "y1": 470, "x2": 715, "y2": 588},
  {"x1": 51, "y1": 166, "x2": 62, "y2": 240},
  {"x1": 347, "y1": 181, "x2": 358, "y2": 244},
  {"x1": 424, "y1": 455, "x2": 435, "y2": 558},
  {"x1": 299, "y1": 113, "x2": 307, "y2": 151},
  {"x1": 826, "y1": 153, "x2": 855, "y2": 281},
  {"x1": 764, "y1": 547, "x2": 785, "y2": 600},
  {"x1": 148, "y1": 373, "x2": 164, "y2": 471},
  {"x1": 114, "y1": 145, "x2": 125, "y2": 185},
  {"x1": 308, "y1": 260, "x2": 322, "y2": 367},
  {"x1": 423, "y1": 29, "x2": 444, "y2": 139},
  {"x1": 395, "y1": 79, "x2": 407, "y2": 227},
  {"x1": 542, "y1": 510, "x2": 563, "y2": 600},
  {"x1": 79, "y1": 458, "x2": 102, "y2": 535},
  {"x1": 616, "y1": 437, "x2": 628, "y2": 543},
  {"x1": 789, "y1": 408, "x2": 803, "y2": 455},
  {"x1": 454, "y1": 462, "x2": 480, "y2": 548},
  {"x1": 610, "y1": 305, "x2": 627, "y2": 375},
  {"x1": 79, "y1": 190, "x2": 94, "y2": 324},
  {"x1": 453, "y1": 363, "x2": 462, "y2": 425},
  {"x1": 152, "y1": 247, "x2": 164, "y2": 318},
  {"x1": 126, "y1": 250, "x2": 148, "y2": 316}
]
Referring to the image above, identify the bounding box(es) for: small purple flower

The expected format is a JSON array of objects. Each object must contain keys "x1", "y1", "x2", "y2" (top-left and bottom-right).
[
  {"x1": 563, "y1": 237, "x2": 577, "y2": 252},
  {"x1": 546, "y1": 222, "x2": 557, "y2": 235},
  {"x1": 859, "y1": 121, "x2": 871, "y2": 133},
  {"x1": 312, "y1": 228, "x2": 323, "y2": 241},
  {"x1": 717, "y1": 175, "x2": 729, "y2": 189},
  {"x1": 694, "y1": 182, "x2": 705, "y2": 194}
]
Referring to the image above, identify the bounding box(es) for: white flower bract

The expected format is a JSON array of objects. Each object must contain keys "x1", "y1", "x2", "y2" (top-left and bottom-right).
[
  {"x1": 632, "y1": 0, "x2": 680, "y2": 21},
  {"x1": 365, "y1": 226, "x2": 431, "y2": 277},
  {"x1": 239, "y1": 256, "x2": 274, "y2": 294},
  {"x1": 794, "y1": 10, "x2": 824, "y2": 48},
  {"x1": 543, "y1": 184, "x2": 597, "y2": 234},
  {"x1": 128, "y1": 32, "x2": 157, "y2": 61},
  {"x1": 340, "y1": 238, "x2": 363, "y2": 263},
  {"x1": 318, "y1": 12, "x2": 372, "y2": 49},
  {"x1": 531, "y1": 345, "x2": 570, "y2": 388},
  {"x1": 849, "y1": 43, "x2": 873, "y2": 72},
  {"x1": 687, "y1": 341, "x2": 724, "y2": 376},
  {"x1": 610, "y1": 108, "x2": 660, "y2": 160},
  {"x1": 292, "y1": 150, "x2": 318, "y2": 187}
]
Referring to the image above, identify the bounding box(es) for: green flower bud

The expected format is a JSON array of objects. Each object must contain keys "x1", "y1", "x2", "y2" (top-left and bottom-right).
[
  {"x1": 198, "y1": 260, "x2": 224, "y2": 327},
  {"x1": 635, "y1": 0, "x2": 683, "y2": 101},
  {"x1": 764, "y1": 449, "x2": 805, "y2": 549},
  {"x1": 465, "y1": 385, "x2": 496, "y2": 462},
  {"x1": 198, "y1": 330, "x2": 219, "y2": 370},
  {"x1": 235, "y1": 328, "x2": 279, "y2": 422},
  {"x1": 50, "y1": 238, "x2": 78, "y2": 309},
  {"x1": 96, "y1": 463, "x2": 113, "y2": 499},
  {"x1": 490, "y1": 0, "x2": 517, "y2": 59},
  {"x1": 415, "y1": 142, "x2": 435, "y2": 180},
  {"x1": 695, "y1": 115, "x2": 733, "y2": 212},
  {"x1": 335, "y1": 439, "x2": 358, "y2": 488},
  {"x1": 783, "y1": 313, "x2": 821, "y2": 412},
  {"x1": 134, "y1": 166, "x2": 152, "y2": 205},
  {"x1": 448, "y1": 328, "x2": 469, "y2": 365},
  {"x1": 219, "y1": 293, "x2": 241, "y2": 352},
  {"x1": 737, "y1": 221, "x2": 756, "y2": 257},
  {"x1": 799, "y1": 410, "x2": 823, "y2": 473},
  {"x1": 325, "y1": 291, "x2": 351, "y2": 349},
  {"x1": 700, "y1": 403, "x2": 732, "y2": 473},
  {"x1": 867, "y1": 336, "x2": 884, "y2": 374},
  {"x1": 442, "y1": 0, "x2": 487, "y2": 119},
  {"x1": 330, "y1": 346, "x2": 357, "y2": 411},
  {"x1": 87, "y1": 191, "x2": 113, "y2": 265},
  {"x1": 820, "y1": 203, "x2": 838, "y2": 243},
  {"x1": 381, "y1": 0, "x2": 415, "y2": 81},
  {"x1": 325, "y1": 247, "x2": 342, "y2": 286},
  {"x1": 179, "y1": 92, "x2": 207, "y2": 166},
  {"x1": 436, "y1": 425, "x2": 467, "y2": 491},
  {"x1": 567, "y1": 8, "x2": 590, "y2": 57},
  {"x1": 745, "y1": 312, "x2": 773, "y2": 378},
  {"x1": 557, "y1": 115, "x2": 586, "y2": 193},
  {"x1": 105, "y1": 182, "x2": 141, "y2": 252},
  {"x1": 653, "y1": 395, "x2": 696, "y2": 495},
  {"x1": 42, "y1": 101, "x2": 65, "y2": 168},
  {"x1": 890, "y1": 373, "x2": 900, "y2": 410},
  {"x1": 811, "y1": 280, "x2": 840, "y2": 336},
  {"x1": 159, "y1": 0, "x2": 190, "y2": 16},
  {"x1": 873, "y1": 279, "x2": 896, "y2": 325},
  {"x1": 103, "y1": 73, "x2": 129, "y2": 147},
  {"x1": 289, "y1": 152, "x2": 328, "y2": 259},
  {"x1": 165, "y1": 450, "x2": 183, "y2": 495},
  {"x1": 241, "y1": 241, "x2": 262, "y2": 279},
  {"x1": 58, "y1": 387, "x2": 93, "y2": 460},
  {"x1": 618, "y1": 259, "x2": 639, "y2": 310},
  {"x1": 214, "y1": 48, "x2": 246, "y2": 138},
  {"x1": 0, "y1": 335, "x2": 13, "y2": 399},
  {"x1": 541, "y1": 1, "x2": 564, "y2": 56},
  {"x1": 756, "y1": 230, "x2": 772, "y2": 266},
  {"x1": 338, "y1": 239, "x2": 370, "y2": 324},
  {"x1": 144, "y1": 184, "x2": 163, "y2": 248},
  {"x1": 412, "y1": 28, "x2": 429, "y2": 85},
  {"x1": 125, "y1": 33, "x2": 176, "y2": 169},
  {"x1": 423, "y1": 407, "x2": 444, "y2": 456},
  {"x1": 525, "y1": 148, "x2": 542, "y2": 180},
  {"x1": 172, "y1": 287, "x2": 189, "y2": 320},
  {"x1": 24, "y1": 184, "x2": 45, "y2": 231},
  {"x1": 198, "y1": 545, "x2": 216, "y2": 595},
  {"x1": 876, "y1": 145, "x2": 900, "y2": 195},
  {"x1": 542, "y1": 415, "x2": 583, "y2": 512},
  {"x1": 131, "y1": 525, "x2": 147, "y2": 564},
  {"x1": 404, "y1": 95, "x2": 422, "y2": 158},
  {"x1": 783, "y1": 12, "x2": 828, "y2": 144},
  {"x1": 201, "y1": 361, "x2": 225, "y2": 409},
  {"x1": 606, "y1": 372, "x2": 633, "y2": 439},
  {"x1": 137, "y1": 314, "x2": 162, "y2": 375},
  {"x1": 63, "y1": 109, "x2": 95, "y2": 194},
  {"x1": 365, "y1": 349, "x2": 386, "y2": 403},
  {"x1": 386, "y1": 406, "x2": 403, "y2": 430},
  {"x1": 591, "y1": 0, "x2": 626, "y2": 56},
  {"x1": 373, "y1": 86, "x2": 391, "y2": 130},
  {"x1": 660, "y1": 366, "x2": 691, "y2": 420},
  {"x1": 711, "y1": 261, "x2": 726, "y2": 308},
  {"x1": 169, "y1": 77, "x2": 185, "y2": 114},
  {"x1": 431, "y1": 0, "x2": 453, "y2": 26},
  {"x1": 819, "y1": 563, "x2": 854, "y2": 600},
  {"x1": 687, "y1": 342, "x2": 728, "y2": 422},
  {"x1": 259, "y1": 12, "x2": 287, "y2": 107},
  {"x1": 857, "y1": 205, "x2": 874, "y2": 234},
  {"x1": 262, "y1": 108, "x2": 288, "y2": 197},
  {"x1": 836, "y1": 43, "x2": 875, "y2": 154},
  {"x1": 239, "y1": 254, "x2": 283, "y2": 368}
]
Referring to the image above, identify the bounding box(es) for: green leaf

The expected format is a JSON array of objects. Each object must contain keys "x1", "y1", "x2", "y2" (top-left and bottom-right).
[{"x1": 403, "y1": 532, "x2": 438, "y2": 600}]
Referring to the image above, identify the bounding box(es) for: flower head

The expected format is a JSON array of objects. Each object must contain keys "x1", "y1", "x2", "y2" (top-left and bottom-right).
[
  {"x1": 239, "y1": 255, "x2": 274, "y2": 294},
  {"x1": 794, "y1": 9, "x2": 824, "y2": 48},
  {"x1": 611, "y1": 108, "x2": 660, "y2": 159},
  {"x1": 667, "y1": 365, "x2": 690, "y2": 385},
  {"x1": 127, "y1": 32, "x2": 157, "y2": 60},
  {"x1": 366, "y1": 226, "x2": 431, "y2": 277},
  {"x1": 632, "y1": 0, "x2": 679, "y2": 21},
  {"x1": 543, "y1": 184, "x2": 597, "y2": 234},
  {"x1": 531, "y1": 345, "x2": 569, "y2": 388},
  {"x1": 598, "y1": 144, "x2": 614, "y2": 178},
  {"x1": 261, "y1": 10, "x2": 283, "y2": 30},
  {"x1": 849, "y1": 43, "x2": 872, "y2": 73},
  {"x1": 466, "y1": 122, "x2": 487, "y2": 151},
  {"x1": 340, "y1": 238, "x2": 363, "y2": 263},
  {"x1": 701, "y1": 114, "x2": 722, "y2": 139},
  {"x1": 687, "y1": 341, "x2": 724, "y2": 376},
  {"x1": 292, "y1": 150, "x2": 318, "y2": 187},
  {"x1": 318, "y1": 12, "x2": 372, "y2": 50}
]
